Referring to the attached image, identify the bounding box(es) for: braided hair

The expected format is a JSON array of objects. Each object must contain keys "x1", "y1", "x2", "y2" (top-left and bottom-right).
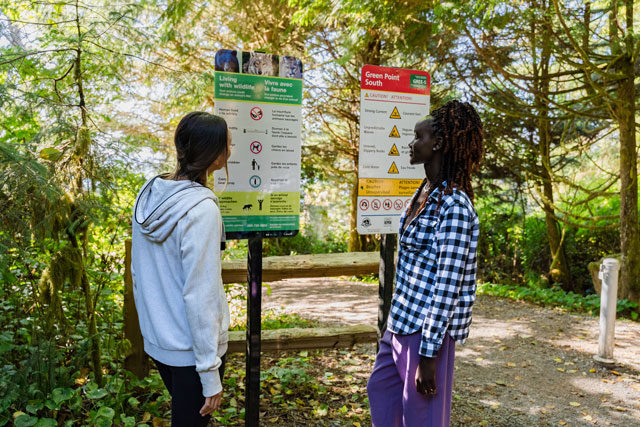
[
  {"x1": 430, "y1": 100, "x2": 484, "y2": 201},
  {"x1": 411, "y1": 100, "x2": 484, "y2": 215}
]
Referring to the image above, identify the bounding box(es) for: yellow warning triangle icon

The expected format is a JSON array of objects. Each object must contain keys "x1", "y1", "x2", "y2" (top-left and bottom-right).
[
  {"x1": 388, "y1": 144, "x2": 399, "y2": 156},
  {"x1": 388, "y1": 162, "x2": 399, "y2": 174},
  {"x1": 390, "y1": 106, "x2": 401, "y2": 119},
  {"x1": 389, "y1": 125, "x2": 400, "y2": 138}
]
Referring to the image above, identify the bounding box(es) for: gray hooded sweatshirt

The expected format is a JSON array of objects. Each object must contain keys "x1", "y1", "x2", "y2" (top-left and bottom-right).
[{"x1": 131, "y1": 176, "x2": 229, "y2": 397}]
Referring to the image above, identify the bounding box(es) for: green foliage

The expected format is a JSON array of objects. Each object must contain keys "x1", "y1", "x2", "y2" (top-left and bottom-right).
[
  {"x1": 225, "y1": 282, "x2": 319, "y2": 331},
  {"x1": 261, "y1": 357, "x2": 312, "y2": 387},
  {"x1": 478, "y1": 282, "x2": 639, "y2": 320},
  {"x1": 263, "y1": 228, "x2": 347, "y2": 257},
  {"x1": 477, "y1": 193, "x2": 622, "y2": 292}
]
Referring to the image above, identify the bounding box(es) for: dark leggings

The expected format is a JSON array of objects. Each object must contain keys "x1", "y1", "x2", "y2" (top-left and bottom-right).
[{"x1": 153, "y1": 355, "x2": 226, "y2": 427}]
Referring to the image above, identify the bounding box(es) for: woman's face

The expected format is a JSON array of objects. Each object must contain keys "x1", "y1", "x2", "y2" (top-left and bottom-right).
[
  {"x1": 408, "y1": 119, "x2": 439, "y2": 165},
  {"x1": 207, "y1": 131, "x2": 232, "y2": 174}
]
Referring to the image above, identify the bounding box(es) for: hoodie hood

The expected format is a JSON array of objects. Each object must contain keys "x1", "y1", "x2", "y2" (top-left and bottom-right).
[{"x1": 134, "y1": 176, "x2": 218, "y2": 243}]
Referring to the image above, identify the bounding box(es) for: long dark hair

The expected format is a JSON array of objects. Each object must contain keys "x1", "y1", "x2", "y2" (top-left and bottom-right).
[{"x1": 170, "y1": 112, "x2": 228, "y2": 186}]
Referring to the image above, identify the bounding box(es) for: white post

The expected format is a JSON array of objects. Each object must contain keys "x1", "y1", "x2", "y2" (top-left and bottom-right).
[{"x1": 593, "y1": 258, "x2": 620, "y2": 364}]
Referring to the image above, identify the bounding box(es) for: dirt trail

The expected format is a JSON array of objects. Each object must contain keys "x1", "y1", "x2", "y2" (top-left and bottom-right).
[{"x1": 262, "y1": 278, "x2": 640, "y2": 426}]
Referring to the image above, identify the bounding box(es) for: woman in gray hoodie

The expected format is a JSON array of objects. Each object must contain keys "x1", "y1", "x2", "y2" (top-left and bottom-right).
[{"x1": 131, "y1": 112, "x2": 231, "y2": 426}]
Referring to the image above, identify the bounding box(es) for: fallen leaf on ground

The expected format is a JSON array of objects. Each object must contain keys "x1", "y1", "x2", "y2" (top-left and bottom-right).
[{"x1": 569, "y1": 401, "x2": 581, "y2": 407}]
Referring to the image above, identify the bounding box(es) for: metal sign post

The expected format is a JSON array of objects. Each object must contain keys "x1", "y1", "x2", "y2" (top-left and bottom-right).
[
  {"x1": 378, "y1": 234, "x2": 397, "y2": 345},
  {"x1": 246, "y1": 237, "x2": 263, "y2": 425}
]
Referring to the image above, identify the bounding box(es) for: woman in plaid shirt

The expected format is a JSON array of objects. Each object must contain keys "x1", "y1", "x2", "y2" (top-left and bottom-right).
[{"x1": 367, "y1": 100, "x2": 484, "y2": 426}]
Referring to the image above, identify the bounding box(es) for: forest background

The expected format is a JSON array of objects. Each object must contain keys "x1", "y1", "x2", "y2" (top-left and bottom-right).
[{"x1": 0, "y1": 0, "x2": 638, "y2": 425}]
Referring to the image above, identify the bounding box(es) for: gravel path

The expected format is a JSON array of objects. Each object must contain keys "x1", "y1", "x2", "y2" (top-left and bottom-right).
[{"x1": 262, "y1": 278, "x2": 640, "y2": 426}]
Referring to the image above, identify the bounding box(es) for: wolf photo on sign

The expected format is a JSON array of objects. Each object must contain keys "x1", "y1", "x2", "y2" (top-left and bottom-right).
[{"x1": 242, "y1": 52, "x2": 279, "y2": 76}]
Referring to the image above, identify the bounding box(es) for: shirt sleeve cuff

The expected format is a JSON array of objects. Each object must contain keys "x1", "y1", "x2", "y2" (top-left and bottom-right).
[
  {"x1": 199, "y1": 369, "x2": 222, "y2": 397},
  {"x1": 420, "y1": 339, "x2": 441, "y2": 358}
]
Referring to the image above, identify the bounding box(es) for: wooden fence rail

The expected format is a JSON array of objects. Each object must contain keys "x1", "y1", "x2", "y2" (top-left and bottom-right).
[
  {"x1": 221, "y1": 251, "x2": 379, "y2": 283},
  {"x1": 124, "y1": 241, "x2": 380, "y2": 378}
]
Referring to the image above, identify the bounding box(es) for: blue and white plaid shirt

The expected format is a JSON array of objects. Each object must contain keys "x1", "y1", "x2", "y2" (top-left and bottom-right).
[{"x1": 388, "y1": 182, "x2": 480, "y2": 358}]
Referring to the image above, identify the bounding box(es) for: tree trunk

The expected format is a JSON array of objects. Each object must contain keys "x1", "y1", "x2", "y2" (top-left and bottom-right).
[
  {"x1": 349, "y1": 32, "x2": 382, "y2": 252},
  {"x1": 72, "y1": 0, "x2": 103, "y2": 384},
  {"x1": 542, "y1": 177, "x2": 573, "y2": 289},
  {"x1": 348, "y1": 171, "x2": 362, "y2": 252},
  {"x1": 612, "y1": 0, "x2": 640, "y2": 303},
  {"x1": 617, "y1": 56, "x2": 640, "y2": 303},
  {"x1": 534, "y1": 0, "x2": 573, "y2": 290}
]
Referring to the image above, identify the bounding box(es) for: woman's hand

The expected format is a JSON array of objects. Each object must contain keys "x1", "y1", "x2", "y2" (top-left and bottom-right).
[
  {"x1": 200, "y1": 390, "x2": 223, "y2": 416},
  {"x1": 415, "y1": 356, "x2": 437, "y2": 395}
]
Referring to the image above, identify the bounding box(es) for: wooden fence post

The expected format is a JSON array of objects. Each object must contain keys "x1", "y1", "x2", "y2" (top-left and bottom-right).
[{"x1": 124, "y1": 239, "x2": 150, "y2": 378}]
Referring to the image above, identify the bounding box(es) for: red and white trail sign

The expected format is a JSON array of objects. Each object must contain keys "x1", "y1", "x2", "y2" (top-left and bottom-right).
[{"x1": 357, "y1": 65, "x2": 431, "y2": 235}]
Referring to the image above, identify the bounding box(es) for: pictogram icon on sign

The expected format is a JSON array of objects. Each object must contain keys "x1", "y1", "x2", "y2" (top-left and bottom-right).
[
  {"x1": 250, "y1": 141, "x2": 262, "y2": 154},
  {"x1": 249, "y1": 175, "x2": 262, "y2": 188},
  {"x1": 388, "y1": 144, "x2": 400, "y2": 156},
  {"x1": 404, "y1": 199, "x2": 411, "y2": 208},
  {"x1": 389, "y1": 125, "x2": 400, "y2": 138},
  {"x1": 390, "y1": 106, "x2": 401, "y2": 119},
  {"x1": 383, "y1": 199, "x2": 392, "y2": 210},
  {"x1": 250, "y1": 107, "x2": 263, "y2": 120},
  {"x1": 394, "y1": 199, "x2": 404, "y2": 210},
  {"x1": 371, "y1": 199, "x2": 381, "y2": 211},
  {"x1": 388, "y1": 162, "x2": 399, "y2": 174},
  {"x1": 359, "y1": 199, "x2": 369, "y2": 211}
]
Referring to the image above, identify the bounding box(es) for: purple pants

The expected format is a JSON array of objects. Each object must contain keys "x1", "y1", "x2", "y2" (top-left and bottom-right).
[{"x1": 367, "y1": 330, "x2": 455, "y2": 427}]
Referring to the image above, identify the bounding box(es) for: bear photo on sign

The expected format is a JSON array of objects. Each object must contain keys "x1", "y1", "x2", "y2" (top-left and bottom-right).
[{"x1": 215, "y1": 49, "x2": 239, "y2": 73}]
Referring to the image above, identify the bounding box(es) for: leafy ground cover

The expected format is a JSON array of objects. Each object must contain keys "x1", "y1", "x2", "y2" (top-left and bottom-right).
[{"x1": 478, "y1": 282, "x2": 639, "y2": 321}]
